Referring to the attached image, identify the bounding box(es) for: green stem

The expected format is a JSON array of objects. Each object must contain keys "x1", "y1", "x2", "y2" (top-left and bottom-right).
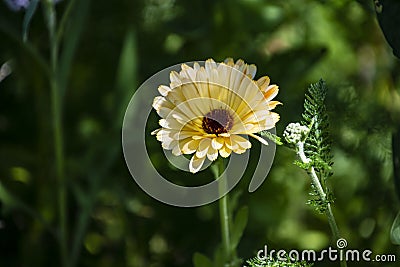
[
  {"x1": 43, "y1": 1, "x2": 67, "y2": 267},
  {"x1": 213, "y1": 159, "x2": 232, "y2": 266},
  {"x1": 297, "y1": 142, "x2": 347, "y2": 267},
  {"x1": 220, "y1": 192, "x2": 231, "y2": 263},
  {"x1": 56, "y1": 0, "x2": 77, "y2": 43}
]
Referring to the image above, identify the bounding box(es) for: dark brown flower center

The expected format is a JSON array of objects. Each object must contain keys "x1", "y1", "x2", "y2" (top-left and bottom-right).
[{"x1": 202, "y1": 109, "x2": 233, "y2": 135}]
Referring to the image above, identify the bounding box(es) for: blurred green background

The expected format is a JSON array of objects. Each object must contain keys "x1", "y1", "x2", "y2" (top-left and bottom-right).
[{"x1": 1, "y1": 0, "x2": 400, "y2": 266}]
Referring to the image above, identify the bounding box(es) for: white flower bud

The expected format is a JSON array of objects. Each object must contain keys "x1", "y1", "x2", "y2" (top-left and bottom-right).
[{"x1": 283, "y1": 123, "x2": 309, "y2": 144}]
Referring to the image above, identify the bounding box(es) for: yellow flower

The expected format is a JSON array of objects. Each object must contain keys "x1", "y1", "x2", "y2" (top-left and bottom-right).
[{"x1": 152, "y1": 58, "x2": 281, "y2": 173}]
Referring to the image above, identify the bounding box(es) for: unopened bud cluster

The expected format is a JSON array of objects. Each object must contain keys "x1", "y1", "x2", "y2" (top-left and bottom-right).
[{"x1": 283, "y1": 123, "x2": 309, "y2": 144}]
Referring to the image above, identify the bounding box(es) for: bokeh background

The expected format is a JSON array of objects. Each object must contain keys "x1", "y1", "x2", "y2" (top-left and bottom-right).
[{"x1": 1, "y1": 0, "x2": 400, "y2": 266}]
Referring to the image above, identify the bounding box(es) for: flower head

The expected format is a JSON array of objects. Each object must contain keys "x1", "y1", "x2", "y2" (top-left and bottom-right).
[
  {"x1": 152, "y1": 58, "x2": 281, "y2": 173},
  {"x1": 283, "y1": 122, "x2": 309, "y2": 145}
]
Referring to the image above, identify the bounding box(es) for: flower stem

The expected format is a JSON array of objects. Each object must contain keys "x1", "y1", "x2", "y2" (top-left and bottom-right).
[
  {"x1": 297, "y1": 142, "x2": 347, "y2": 267},
  {"x1": 213, "y1": 159, "x2": 232, "y2": 266},
  {"x1": 43, "y1": 2, "x2": 68, "y2": 267}
]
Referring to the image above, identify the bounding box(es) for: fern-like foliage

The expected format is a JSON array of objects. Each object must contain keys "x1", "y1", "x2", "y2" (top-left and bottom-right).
[
  {"x1": 245, "y1": 256, "x2": 313, "y2": 267},
  {"x1": 260, "y1": 130, "x2": 283, "y2": 145},
  {"x1": 301, "y1": 79, "x2": 334, "y2": 213}
]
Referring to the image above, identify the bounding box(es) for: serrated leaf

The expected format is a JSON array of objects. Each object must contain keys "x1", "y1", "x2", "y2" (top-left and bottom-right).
[
  {"x1": 260, "y1": 130, "x2": 283, "y2": 145},
  {"x1": 231, "y1": 206, "x2": 248, "y2": 251},
  {"x1": 294, "y1": 160, "x2": 311, "y2": 170},
  {"x1": 193, "y1": 252, "x2": 213, "y2": 267}
]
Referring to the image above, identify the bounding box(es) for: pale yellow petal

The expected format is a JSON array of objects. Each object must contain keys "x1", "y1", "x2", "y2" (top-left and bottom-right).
[
  {"x1": 246, "y1": 64, "x2": 257, "y2": 79},
  {"x1": 153, "y1": 96, "x2": 174, "y2": 118},
  {"x1": 257, "y1": 76, "x2": 270, "y2": 91},
  {"x1": 263, "y1": 85, "x2": 279, "y2": 101},
  {"x1": 224, "y1": 136, "x2": 238, "y2": 150},
  {"x1": 180, "y1": 64, "x2": 196, "y2": 80},
  {"x1": 170, "y1": 71, "x2": 182, "y2": 84},
  {"x1": 268, "y1": 101, "x2": 282, "y2": 110},
  {"x1": 232, "y1": 147, "x2": 246, "y2": 154},
  {"x1": 219, "y1": 145, "x2": 232, "y2": 158},
  {"x1": 151, "y1": 128, "x2": 161, "y2": 135},
  {"x1": 207, "y1": 147, "x2": 218, "y2": 161},
  {"x1": 205, "y1": 59, "x2": 217, "y2": 76},
  {"x1": 189, "y1": 155, "x2": 206, "y2": 173},
  {"x1": 224, "y1": 58, "x2": 234, "y2": 66},
  {"x1": 158, "y1": 85, "x2": 171, "y2": 96},
  {"x1": 249, "y1": 133, "x2": 269, "y2": 146},
  {"x1": 172, "y1": 144, "x2": 182, "y2": 155},
  {"x1": 211, "y1": 137, "x2": 224, "y2": 150},
  {"x1": 231, "y1": 135, "x2": 251, "y2": 149},
  {"x1": 181, "y1": 139, "x2": 200, "y2": 154},
  {"x1": 196, "y1": 138, "x2": 211, "y2": 158}
]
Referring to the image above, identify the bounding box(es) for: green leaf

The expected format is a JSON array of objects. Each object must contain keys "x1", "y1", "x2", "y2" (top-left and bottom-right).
[
  {"x1": 58, "y1": 0, "x2": 91, "y2": 99},
  {"x1": 260, "y1": 130, "x2": 283, "y2": 145},
  {"x1": 300, "y1": 80, "x2": 334, "y2": 212},
  {"x1": 231, "y1": 206, "x2": 248, "y2": 251},
  {"x1": 390, "y1": 210, "x2": 400, "y2": 245},
  {"x1": 294, "y1": 160, "x2": 312, "y2": 170},
  {"x1": 22, "y1": 0, "x2": 39, "y2": 42},
  {"x1": 193, "y1": 252, "x2": 213, "y2": 267},
  {"x1": 228, "y1": 189, "x2": 242, "y2": 217},
  {"x1": 213, "y1": 246, "x2": 224, "y2": 267},
  {"x1": 114, "y1": 29, "x2": 138, "y2": 129}
]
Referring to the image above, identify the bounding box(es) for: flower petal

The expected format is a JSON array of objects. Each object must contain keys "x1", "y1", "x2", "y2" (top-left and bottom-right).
[
  {"x1": 211, "y1": 137, "x2": 224, "y2": 150},
  {"x1": 181, "y1": 139, "x2": 200, "y2": 154},
  {"x1": 189, "y1": 155, "x2": 206, "y2": 173},
  {"x1": 207, "y1": 147, "x2": 218, "y2": 161},
  {"x1": 158, "y1": 85, "x2": 171, "y2": 96},
  {"x1": 263, "y1": 85, "x2": 279, "y2": 101},
  {"x1": 196, "y1": 138, "x2": 211, "y2": 158},
  {"x1": 231, "y1": 135, "x2": 251, "y2": 149},
  {"x1": 219, "y1": 145, "x2": 232, "y2": 158},
  {"x1": 249, "y1": 133, "x2": 269, "y2": 146}
]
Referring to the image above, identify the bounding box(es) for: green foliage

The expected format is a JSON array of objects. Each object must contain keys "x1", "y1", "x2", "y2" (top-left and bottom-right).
[
  {"x1": 293, "y1": 160, "x2": 312, "y2": 170},
  {"x1": 390, "y1": 211, "x2": 400, "y2": 245},
  {"x1": 192, "y1": 203, "x2": 248, "y2": 267},
  {"x1": 193, "y1": 252, "x2": 213, "y2": 267},
  {"x1": 231, "y1": 206, "x2": 248, "y2": 252},
  {"x1": 1, "y1": 0, "x2": 400, "y2": 266},
  {"x1": 301, "y1": 79, "x2": 334, "y2": 213},
  {"x1": 301, "y1": 79, "x2": 333, "y2": 180},
  {"x1": 245, "y1": 256, "x2": 313, "y2": 267},
  {"x1": 306, "y1": 185, "x2": 334, "y2": 214},
  {"x1": 260, "y1": 130, "x2": 283, "y2": 145}
]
